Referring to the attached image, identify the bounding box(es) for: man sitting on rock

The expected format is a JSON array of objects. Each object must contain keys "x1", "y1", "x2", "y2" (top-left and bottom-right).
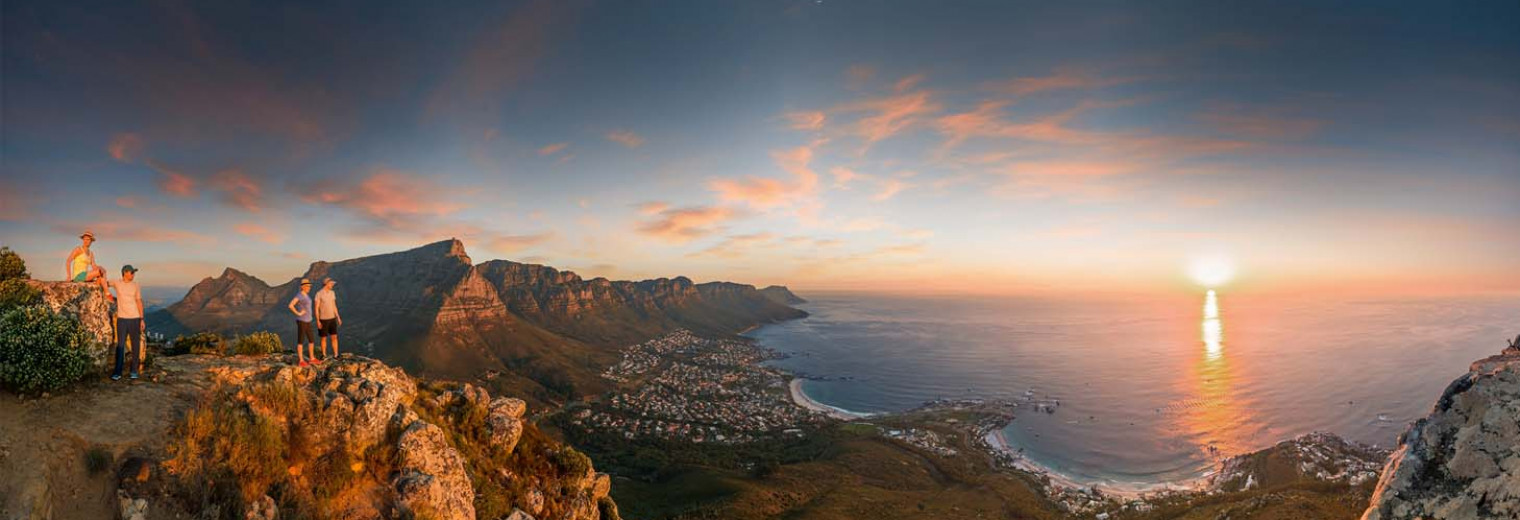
[
  {"x1": 64, "y1": 230, "x2": 110, "y2": 295},
  {"x1": 109, "y1": 265, "x2": 146, "y2": 381}
]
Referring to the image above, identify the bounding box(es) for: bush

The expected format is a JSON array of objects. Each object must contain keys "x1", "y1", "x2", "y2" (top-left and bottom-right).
[
  {"x1": 0, "y1": 246, "x2": 26, "y2": 282},
  {"x1": 0, "y1": 278, "x2": 41, "y2": 312},
  {"x1": 0, "y1": 305, "x2": 93, "y2": 394},
  {"x1": 85, "y1": 446, "x2": 113, "y2": 474},
  {"x1": 233, "y1": 332, "x2": 282, "y2": 356},
  {"x1": 172, "y1": 332, "x2": 225, "y2": 356}
]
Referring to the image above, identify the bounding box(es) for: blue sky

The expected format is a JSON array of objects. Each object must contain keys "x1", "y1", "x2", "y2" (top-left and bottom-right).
[{"x1": 3, "y1": 1, "x2": 1517, "y2": 294}]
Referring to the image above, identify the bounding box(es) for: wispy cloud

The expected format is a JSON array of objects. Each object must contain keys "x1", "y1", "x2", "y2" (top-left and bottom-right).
[
  {"x1": 830, "y1": 166, "x2": 863, "y2": 188},
  {"x1": 636, "y1": 205, "x2": 736, "y2": 243},
  {"x1": 151, "y1": 161, "x2": 198, "y2": 198},
  {"x1": 51, "y1": 215, "x2": 213, "y2": 245},
  {"x1": 844, "y1": 63, "x2": 876, "y2": 88},
  {"x1": 538, "y1": 142, "x2": 569, "y2": 155},
  {"x1": 107, "y1": 133, "x2": 146, "y2": 163},
  {"x1": 424, "y1": 0, "x2": 576, "y2": 130},
  {"x1": 606, "y1": 130, "x2": 645, "y2": 148},
  {"x1": 486, "y1": 232, "x2": 553, "y2": 254},
  {"x1": 234, "y1": 222, "x2": 284, "y2": 244},
  {"x1": 987, "y1": 66, "x2": 1144, "y2": 97},
  {"x1": 688, "y1": 232, "x2": 776, "y2": 258},
  {"x1": 211, "y1": 169, "x2": 265, "y2": 213},
  {"x1": 636, "y1": 201, "x2": 670, "y2": 215},
  {"x1": 710, "y1": 145, "x2": 821, "y2": 209},
  {"x1": 300, "y1": 168, "x2": 466, "y2": 228},
  {"x1": 783, "y1": 111, "x2": 826, "y2": 131},
  {"x1": 872, "y1": 178, "x2": 909, "y2": 201},
  {"x1": 1195, "y1": 104, "x2": 1325, "y2": 140}
]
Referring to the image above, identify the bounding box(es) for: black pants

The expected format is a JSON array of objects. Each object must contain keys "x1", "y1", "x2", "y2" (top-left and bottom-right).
[
  {"x1": 114, "y1": 318, "x2": 143, "y2": 376},
  {"x1": 296, "y1": 320, "x2": 314, "y2": 344}
]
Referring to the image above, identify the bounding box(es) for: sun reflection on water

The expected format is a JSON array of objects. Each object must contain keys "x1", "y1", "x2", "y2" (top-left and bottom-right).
[
  {"x1": 1203, "y1": 290, "x2": 1223, "y2": 359},
  {"x1": 1177, "y1": 289, "x2": 1256, "y2": 461}
]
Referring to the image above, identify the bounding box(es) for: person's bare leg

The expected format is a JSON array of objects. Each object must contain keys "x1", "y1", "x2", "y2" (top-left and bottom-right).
[
  {"x1": 319, "y1": 335, "x2": 329, "y2": 360},
  {"x1": 332, "y1": 335, "x2": 339, "y2": 358}
]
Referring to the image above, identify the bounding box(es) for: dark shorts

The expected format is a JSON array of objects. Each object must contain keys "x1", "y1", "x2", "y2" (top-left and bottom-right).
[
  {"x1": 318, "y1": 318, "x2": 339, "y2": 337},
  {"x1": 296, "y1": 320, "x2": 313, "y2": 344}
]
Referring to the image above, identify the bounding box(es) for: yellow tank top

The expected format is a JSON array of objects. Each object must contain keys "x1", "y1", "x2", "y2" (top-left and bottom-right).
[{"x1": 70, "y1": 249, "x2": 92, "y2": 279}]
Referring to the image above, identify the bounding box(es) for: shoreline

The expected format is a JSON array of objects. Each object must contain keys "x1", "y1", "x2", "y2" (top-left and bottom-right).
[
  {"x1": 787, "y1": 378, "x2": 874, "y2": 421},
  {"x1": 982, "y1": 428, "x2": 1212, "y2": 500}
]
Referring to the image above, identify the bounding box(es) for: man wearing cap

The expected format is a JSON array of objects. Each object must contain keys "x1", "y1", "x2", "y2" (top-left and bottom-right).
[
  {"x1": 108, "y1": 265, "x2": 146, "y2": 380},
  {"x1": 287, "y1": 278, "x2": 316, "y2": 367},
  {"x1": 65, "y1": 231, "x2": 109, "y2": 293},
  {"x1": 314, "y1": 277, "x2": 342, "y2": 361}
]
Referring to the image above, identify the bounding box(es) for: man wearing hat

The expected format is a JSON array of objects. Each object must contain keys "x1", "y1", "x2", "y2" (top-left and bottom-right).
[
  {"x1": 287, "y1": 278, "x2": 316, "y2": 367},
  {"x1": 314, "y1": 277, "x2": 342, "y2": 361},
  {"x1": 108, "y1": 265, "x2": 146, "y2": 380},
  {"x1": 64, "y1": 231, "x2": 109, "y2": 294}
]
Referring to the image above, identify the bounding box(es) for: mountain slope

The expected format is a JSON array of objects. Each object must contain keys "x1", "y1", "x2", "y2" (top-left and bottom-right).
[{"x1": 148, "y1": 239, "x2": 806, "y2": 402}]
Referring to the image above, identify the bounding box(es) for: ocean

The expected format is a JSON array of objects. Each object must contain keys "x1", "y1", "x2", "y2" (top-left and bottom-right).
[{"x1": 748, "y1": 291, "x2": 1520, "y2": 490}]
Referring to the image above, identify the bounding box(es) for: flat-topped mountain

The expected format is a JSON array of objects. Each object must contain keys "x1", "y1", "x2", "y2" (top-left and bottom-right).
[{"x1": 148, "y1": 239, "x2": 806, "y2": 402}]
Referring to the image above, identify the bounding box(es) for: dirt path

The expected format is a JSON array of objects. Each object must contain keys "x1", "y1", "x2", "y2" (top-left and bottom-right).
[{"x1": 0, "y1": 355, "x2": 276, "y2": 519}]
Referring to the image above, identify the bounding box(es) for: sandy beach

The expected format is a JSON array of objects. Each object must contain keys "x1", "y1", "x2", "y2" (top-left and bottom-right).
[
  {"x1": 982, "y1": 429, "x2": 1209, "y2": 500},
  {"x1": 788, "y1": 378, "x2": 872, "y2": 421}
]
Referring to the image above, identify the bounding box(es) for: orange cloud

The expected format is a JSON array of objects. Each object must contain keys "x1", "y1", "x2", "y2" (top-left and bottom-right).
[
  {"x1": 783, "y1": 111, "x2": 826, "y2": 131},
  {"x1": 835, "y1": 90, "x2": 940, "y2": 144},
  {"x1": 636, "y1": 201, "x2": 670, "y2": 215},
  {"x1": 301, "y1": 168, "x2": 466, "y2": 227},
  {"x1": 0, "y1": 190, "x2": 31, "y2": 221},
  {"x1": 234, "y1": 222, "x2": 284, "y2": 244},
  {"x1": 872, "y1": 178, "x2": 909, "y2": 201},
  {"x1": 988, "y1": 66, "x2": 1143, "y2": 97},
  {"x1": 830, "y1": 166, "x2": 863, "y2": 188},
  {"x1": 636, "y1": 205, "x2": 735, "y2": 243},
  {"x1": 151, "y1": 161, "x2": 197, "y2": 198},
  {"x1": 893, "y1": 73, "x2": 927, "y2": 93},
  {"x1": 107, "y1": 133, "x2": 145, "y2": 163},
  {"x1": 211, "y1": 169, "x2": 264, "y2": 212},
  {"x1": 115, "y1": 196, "x2": 140, "y2": 209},
  {"x1": 538, "y1": 142, "x2": 569, "y2": 155},
  {"x1": 606, "y1": 130, "x2": 645, "y2": 148},
  {"x1": 51, "y1": 216, "x2": 212, "y2": 245},
  {"x1": 710, "y1": 145, "x2": 820, "y2": 209}
]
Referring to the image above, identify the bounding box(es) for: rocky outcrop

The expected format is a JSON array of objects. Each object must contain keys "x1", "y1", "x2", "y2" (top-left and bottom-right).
[
  {"x1": 759, "y1": 285, "x2": 807, "y2": 305},
  {"x1": 172, "y1": 356, "x2": 612, "y2": 520},
  {"x1": 24, "y1": 280, "x2": 114, "y2": 369},
  {"x1": 1209, "y1": 431, "x2": 1387, "y2": 493},
  {"x1": 1362, "y1": 346, "x2": 1520, "y2": 520}
]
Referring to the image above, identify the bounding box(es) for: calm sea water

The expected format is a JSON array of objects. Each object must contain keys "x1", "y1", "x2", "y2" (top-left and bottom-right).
[{"x1": 750, "y1": 291, "x2": 1520, "y2": 489}]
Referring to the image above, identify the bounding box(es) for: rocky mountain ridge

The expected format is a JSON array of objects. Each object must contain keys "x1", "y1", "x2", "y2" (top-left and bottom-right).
[{"x1": 148, "y1": 239, "x2": 806, "y2": 402}]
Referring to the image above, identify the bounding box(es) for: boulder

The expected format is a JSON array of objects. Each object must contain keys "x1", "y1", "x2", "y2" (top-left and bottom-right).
[
  {"x1": 1362, "y1": 347, "x2": 1520, "y2": 519},
  {"x1": 394, "y1": 420, "x2": 476, "y2": 520},
  {"x1": 26, "y1": 281, "x2": 114, "y2": 369}
]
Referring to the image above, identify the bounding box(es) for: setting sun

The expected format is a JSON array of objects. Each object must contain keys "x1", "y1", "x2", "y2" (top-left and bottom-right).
[{"x1": 1188, "y1": 256, "x2": 1236, "y2": 288}]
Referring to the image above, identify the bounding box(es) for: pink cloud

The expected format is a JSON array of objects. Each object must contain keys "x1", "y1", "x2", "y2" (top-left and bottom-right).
[
  {"x1": 844, "y1": 64, "x2": 876, "y2": 88},
  {"x1": 0, "y1": 190, "x2": 31, "y2": 221},
  {"x1": 988, "y1": 66, "x2": 1143, "y2": 97},
  {"x1": 107, "y1": 133, "x2": 146, "y2": 163},
  {"x1": 486, "y1": 232, "x2": 553, "y2": 254},
  {"x1": 51, "y1": 216, "x2": 212, "y2": 245},
  {"x1": 538, "y1": 142, "x2": 569, "y2": 155},
  {"x1": 212, "y1": 169, "x2": 264, "y2": 212},
  {"x1": 830, "y1": 166, "x2": 863, "y2": 188},
  {"x1": 893, "y1": 73, "x2": 927, "y2": 93},
  {"x1": 234, "y1": 222, "x2": 284, "y2": 244},
  {"x1": 636, "y1": 205, "x2": 736, "y2": 243},
  {"x1": 301, "y1": 168, "x2": 466, "y2": 227},
  {"x1": 836, "y1": 90, "x2": 941, "y2": 144},
  {"x1": 606, "y1": 130, "x2": 645, "y2": 148},
  {"x1": 710, "y1": 145, "x2": 820, "y2": 209},
  {"x1": 688, "y1": 232, "x2": 776, "y2": 258},
  {"x1": 151, "y1": 161, "x2": 198, "y2": 198},
  {"x1": 636, "y1": 201, "x2": 670, "y2": 215},
  {"x1": 872, "y1": 179, "x2": 909, "y2": 201},
  {"x1": 783, "y1": 111, "x2": 826, "y2": 131},
  {"x1": 115, "y1": 196, "x2": 140, "y2": 209}
]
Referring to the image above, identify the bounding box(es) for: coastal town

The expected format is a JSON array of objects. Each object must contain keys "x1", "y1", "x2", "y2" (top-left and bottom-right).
[{"x1": 566, "y1": 330, "x2": 830, "y2": 444}]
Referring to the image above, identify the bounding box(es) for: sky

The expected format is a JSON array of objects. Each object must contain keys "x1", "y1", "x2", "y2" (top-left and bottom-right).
[{"x1": 2, "y1": 0, "x2": 1518, "y2": 295}]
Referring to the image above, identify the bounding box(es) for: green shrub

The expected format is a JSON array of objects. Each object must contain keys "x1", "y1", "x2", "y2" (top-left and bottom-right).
[
  {"x1": 172, "y1": 332, "x2": 225, "y2": 356},
  {"x1": 552, "y1": 446, "x2": 593, "y2": 478},
  {"x1": 0, "y1": 246, "x2": 26, "y2": 282},
  {"x1": 0, "y1": 279, "x2": 41, "y2": 312},
  {"x1": 0, "y1": 305, "x2": 93, "y2": 394},
  {"x1": 233, "y1": 332, "x2": 282, "y2": 356}
]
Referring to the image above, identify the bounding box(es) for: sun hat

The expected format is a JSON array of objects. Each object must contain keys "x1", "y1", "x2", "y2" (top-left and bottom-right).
[
  {"x1": 81, "y1": 230, "x2": 95, "y2": 240},
  {"x1": 121, "y1": 265, "x2": 138, "y2": 274},
  {"x1": 300, "y1": 278, "x2": 312, "y2": 286}
]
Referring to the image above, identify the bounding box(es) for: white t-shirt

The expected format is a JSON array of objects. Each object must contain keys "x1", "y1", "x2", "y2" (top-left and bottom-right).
[
  {"x1": 112, "y1": 279, "x2": 143, "y2": 319},
  {"x1": 314, "y1": 288, "x2": 339, "y2": 320}
]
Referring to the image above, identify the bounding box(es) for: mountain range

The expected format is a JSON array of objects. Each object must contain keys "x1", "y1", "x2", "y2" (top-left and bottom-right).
[{"x1": 147, "y1": 239, "x2": 807, "y2": 402}]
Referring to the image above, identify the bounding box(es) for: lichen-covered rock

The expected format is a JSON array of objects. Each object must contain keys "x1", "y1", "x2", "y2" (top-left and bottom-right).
[
  {"x1": 243, "y1": 494, "x2": 277, "y2": 520},
  {"x1": 1362, "y1": 347, "x2": 1520, "y2": 520},
  {"x1": 486, "y1": 397, "x2": 527, "y2": 454},
  {"x1": 394, "y1": 420, "x2": 476, "y2": 520},
  {"x1": 26, "y1": 281, "x2": 114, "y2": 369}
]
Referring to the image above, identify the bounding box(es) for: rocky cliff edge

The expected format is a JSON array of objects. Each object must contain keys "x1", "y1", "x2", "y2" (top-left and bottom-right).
[{"x1": 1362, "y1": 344, "x2": 1520, "y2": 520}]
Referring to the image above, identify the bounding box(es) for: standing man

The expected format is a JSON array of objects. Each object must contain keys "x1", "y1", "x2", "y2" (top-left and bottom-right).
[
  {"x1": 314, "y1": 277, "x2": 342, "y2": 362},
  {"x1": 108, "y1": 265, "x2": 145, "y2": 381},
  {"x1": 65, "y1": 231, "x2": 110, "y2": 294},
  {"x1": 288, "y1": 278, "x2": 315, "y2": 367}
]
